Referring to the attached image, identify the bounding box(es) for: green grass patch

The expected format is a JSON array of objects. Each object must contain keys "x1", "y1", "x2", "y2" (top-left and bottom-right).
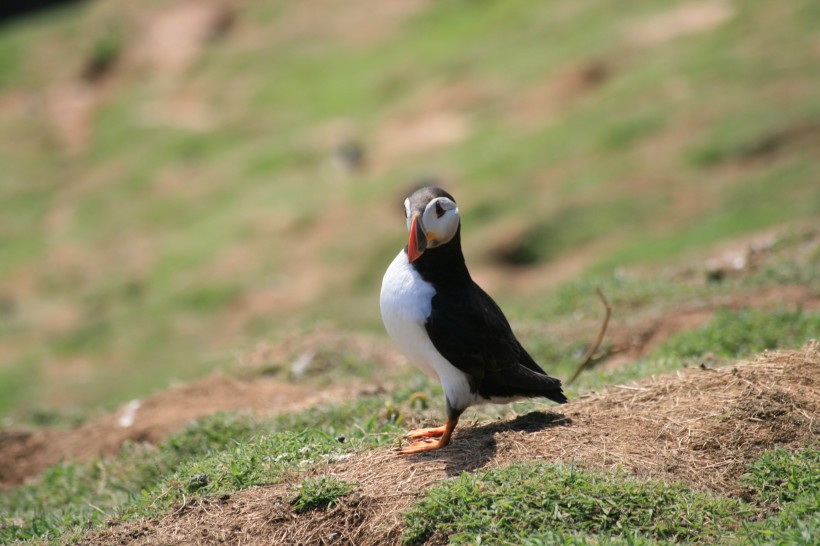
[
  {"x1": 124, "y1": 397, "x2": 405, "y2": 518},
  {"x1": 0, "y1": 356, "x2": 40, "y2": 419},
  {"x1": 596, "y1": 112, "x2": 666, "y2": 151},
  {"x1": 659, "y1": 308, "x2": 820, "y2": 360},
  {"x1": 740, "y1": 446, "x2": 820, "y2": 546},
  {"x1": 534, "y1": 274, "x2": 705, "y2": 319},
  {"x1": 290, "y1": 476, "x2": 354, "y2": 513},
  {"x1": 743, "y1": 447, "x2": 820, "y2": 508},
  {"x1": 142, "y1": 429, "x2": 349, "y2": 508},
  {"x1": 173, "y1": 283, "x2": 242, "y2": 314},
  {"x1": 494, "y1": 199, "x2": 642, "y2": 267},
  {"x1": 745, "y1": 230, "x2": 820, "y2": 290},
  {"x1": 522, "y1": 531, "x2": 663, "y2": 545},
  {"x1": 402, "y1": 462, "x2": 748, "y2": 545},
  {"x1": 502, "y1": 248, "x2": 819, "y2": 397},
  {"x1": 249, "y1": 346, "x2": 386, "y2": 386},
  {"x1": 403, "y1": 448, "x2": 820, "y2": 545}
]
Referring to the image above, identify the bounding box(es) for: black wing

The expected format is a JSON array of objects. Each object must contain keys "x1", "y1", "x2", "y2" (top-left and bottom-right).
[{"x1": 425, "y1": 282, "x2": 566, "y2": 403}]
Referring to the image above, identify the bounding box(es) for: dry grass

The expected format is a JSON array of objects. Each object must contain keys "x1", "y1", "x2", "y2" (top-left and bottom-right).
[{"x1": 83, "y1": 341, "x2": 818, "y2": 545}]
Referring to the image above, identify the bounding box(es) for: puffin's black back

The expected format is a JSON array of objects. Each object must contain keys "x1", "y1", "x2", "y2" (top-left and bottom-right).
[{"x1": 423, "y1": 277, "x2": 567, "y2": 405}]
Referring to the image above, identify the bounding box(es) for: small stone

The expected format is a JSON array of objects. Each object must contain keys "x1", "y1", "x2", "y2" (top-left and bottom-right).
[{"x1": 188, "y1": 473, "x2": 209, "y2": 492}]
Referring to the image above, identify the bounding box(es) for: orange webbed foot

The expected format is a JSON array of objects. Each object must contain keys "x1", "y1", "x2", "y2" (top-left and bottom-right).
[
  {"x1": 399, "y1": 418, "x2": 457, "y2": 454},
  {"x1": 405, "y1": 425, "x2": 448, "y2": 440},
  {"x1": 400, "y1": 437, "x2": 447, "y2": 454}
]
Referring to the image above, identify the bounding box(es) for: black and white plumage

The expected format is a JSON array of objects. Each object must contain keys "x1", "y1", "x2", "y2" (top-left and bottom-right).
[{"x1": 380, "y1": 186, "x2": 567, "y2": 453}]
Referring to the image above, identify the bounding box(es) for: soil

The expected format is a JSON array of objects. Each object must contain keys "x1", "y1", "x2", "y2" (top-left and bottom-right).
[{"x1": 78, "y1": 341, "x2": 819, "y2": 545}]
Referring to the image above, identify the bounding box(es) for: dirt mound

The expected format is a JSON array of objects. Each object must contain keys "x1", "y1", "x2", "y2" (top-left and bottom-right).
[
  {"x1": 0, "y1": 376, "x2": 355, "y2": 491},
  {"x1": 84, "y1": 342, "x2": 818, "y2": 545}
]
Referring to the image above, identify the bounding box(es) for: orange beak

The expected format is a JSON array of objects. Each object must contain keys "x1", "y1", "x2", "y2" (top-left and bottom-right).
[{"x1": 407, "y1": 213, "x2": 427, "y2": 263}]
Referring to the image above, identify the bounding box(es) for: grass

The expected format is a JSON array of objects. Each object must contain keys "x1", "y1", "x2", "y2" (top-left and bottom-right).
[
  {"x1": 1, "y1": 355, "x2": 817, "y2": 543},
  {"x1": 402, "y1": 462, "x2": 748, "y2": 545},
  {"x1": 0, "y1": 393, "x2": 406, "y2": 543},
  {"x1": 8, "y1": 244, "x2": 813, "y2": 540},
  {"x1": 3, "y1": 385, "x2": 815, "y2": 545},
  {"x1": 0, "y1": 0, "x2": 818, "y2": 420},
  {"x1": 402, "y1": 447, "x2": 820, "y2": 545},
  {"x1": 290, "y1": 476, "x2": 354, "y2": 513},
  {"x1": 660, "y1": 308, "x2": 820, "y2": 360},
  {"x1": 739, "y1": 447, "x2": 820, "y2": 546},
  {"x1": 743, "y1": 447, "x2": 820, "y2": 508},
  {"x1": 0, "y1": 356, "x2": 38, "y2": 419},
  {"x1": 0, "y1": 0, "x2": 819, "y2": 543},
  {"x1": 506, "y1": 253, "x2": 819, "y2": 397},
  {"x1": 0, "y1": 412, "x2": 265, "y2": 542},
  {"x1": 1, "y1": 234, "x2": 816, "y2": 542}
]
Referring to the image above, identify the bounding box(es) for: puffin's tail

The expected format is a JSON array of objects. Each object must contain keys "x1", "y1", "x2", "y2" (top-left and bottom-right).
[
  {"x1": 543, "y1": 380, "x2": 568, "y2": 404},
  {"x1": 532, "y1": 372, "x2": 567, "y2": 404},
  {"x1": 481, "y1": 365, "x2": 568, "y2": 404},
  {"x1": 516, "y1": 345, "x2": 568, "y2": 404}
]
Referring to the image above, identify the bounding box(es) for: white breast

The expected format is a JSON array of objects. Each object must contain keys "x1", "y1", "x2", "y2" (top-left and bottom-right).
[{"x1": 379, "y1": 250, "x2": 476, "y2": 410}]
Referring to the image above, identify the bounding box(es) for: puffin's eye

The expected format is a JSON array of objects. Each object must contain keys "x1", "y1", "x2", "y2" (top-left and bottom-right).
[{"x1": 435, "y1": 202, "x2": 445, "y2": 218}]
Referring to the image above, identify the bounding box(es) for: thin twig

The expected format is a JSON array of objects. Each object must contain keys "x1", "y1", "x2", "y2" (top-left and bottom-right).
[{"x1": 568, "y1": 288, "x2": 612, "y2": 384}]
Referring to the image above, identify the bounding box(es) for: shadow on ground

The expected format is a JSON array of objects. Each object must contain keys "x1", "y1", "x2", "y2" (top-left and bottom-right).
[{"x1": 407, "y1": 411, "x2": 572, "y2": 477}]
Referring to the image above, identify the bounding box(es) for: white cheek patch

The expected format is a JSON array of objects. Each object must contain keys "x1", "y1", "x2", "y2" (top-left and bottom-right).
[{"x1": 423, "y1": 201, "x2": 459, "y2": 248}]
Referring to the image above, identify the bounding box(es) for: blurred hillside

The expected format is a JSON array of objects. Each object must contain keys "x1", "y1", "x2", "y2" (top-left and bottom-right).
[{"x1": 0, "y1": 0, "x2": 818, "y2": 419}]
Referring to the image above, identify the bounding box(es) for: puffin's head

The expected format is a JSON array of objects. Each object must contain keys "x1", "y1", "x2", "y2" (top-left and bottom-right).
[{"x1": 403, "y1": 186, "x2": 460, "y2": 263}]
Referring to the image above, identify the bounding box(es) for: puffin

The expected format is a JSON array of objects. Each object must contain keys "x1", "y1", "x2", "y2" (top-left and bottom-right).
[{"x1": 380, "y1": 186, "x2": 567, "y2": 454}]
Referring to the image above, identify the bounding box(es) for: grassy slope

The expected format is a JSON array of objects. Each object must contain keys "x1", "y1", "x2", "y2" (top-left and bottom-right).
[
  {"x1": 0, "y1": 0, "x2": 818, "y2": 419},
  {"x1": 404, "y1": 447, "x2": 820, "y2": 545},
  {"x1": 1, "y1": 245, "x2": 818, "y2": 543},
  {"x1": 0, "y1": 0, "x2": 819, "y2": 543}
]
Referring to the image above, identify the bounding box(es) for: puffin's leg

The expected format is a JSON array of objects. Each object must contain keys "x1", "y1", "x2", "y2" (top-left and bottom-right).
[{"x1": 400, "y1": 404, "x2": 463, "y2": 454}]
